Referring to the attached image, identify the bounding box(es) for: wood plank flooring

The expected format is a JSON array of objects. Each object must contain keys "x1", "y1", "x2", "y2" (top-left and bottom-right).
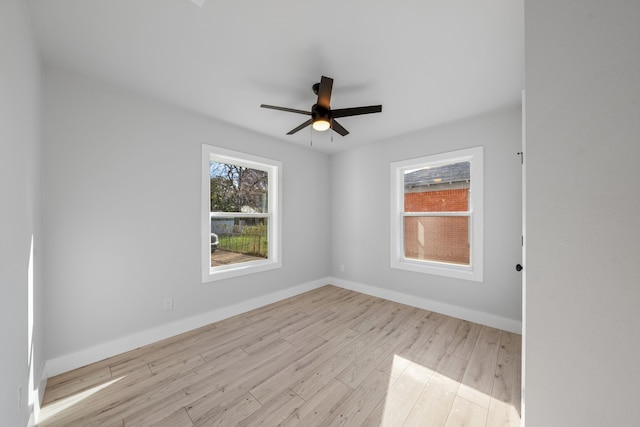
[{"x1": 38, "y1": 285, "x2": 521, "y2": 427}]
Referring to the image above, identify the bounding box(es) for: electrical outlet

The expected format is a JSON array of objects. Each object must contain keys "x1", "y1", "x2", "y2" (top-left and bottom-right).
[
  {"x1": 163, "y1": 297, "x2": 173, "y2": 311},
  {"x1": 339, "y1": 264, "x2": 345, "y2": 272}
]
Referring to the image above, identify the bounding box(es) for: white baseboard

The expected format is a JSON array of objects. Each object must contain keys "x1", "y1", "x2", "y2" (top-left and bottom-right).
[
  {"x1": 329, "y1": 277, "x2": 522, "y2": 334},
  {"x1": 45, "y1": 278, "x2": 327, "y2": 377},
  {"x1": 45, "y1": 276, "x2": 521, "y2": 378}
]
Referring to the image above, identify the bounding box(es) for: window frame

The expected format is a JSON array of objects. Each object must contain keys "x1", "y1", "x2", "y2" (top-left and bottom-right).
[
  {"x1": 390, "y1": 146, "x2": 484, "y2": 282},
  {"x1": 202, "y1": 145, "x2": 282, "y2": 282}
]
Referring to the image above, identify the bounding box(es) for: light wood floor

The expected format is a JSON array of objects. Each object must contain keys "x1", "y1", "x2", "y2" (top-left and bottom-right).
[{"x1": 39, "y1": 285, "x2": 521, "y2": 427}]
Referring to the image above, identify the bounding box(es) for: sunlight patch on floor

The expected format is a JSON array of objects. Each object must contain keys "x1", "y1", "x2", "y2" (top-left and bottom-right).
[
  {"x1": 380, "y1": 354, "x2": 520, "y2": 427},
  {"x1": 380, "y1": 354, "x2": 435, "y2": 426},
  {"x1": 37, "y1": 376, "x2": 125, "y2": 424}
]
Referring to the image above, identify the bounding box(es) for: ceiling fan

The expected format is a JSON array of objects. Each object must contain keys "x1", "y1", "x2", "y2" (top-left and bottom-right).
[{"x1": 260, "y1": 76, "x2": 382, "y2": 136}]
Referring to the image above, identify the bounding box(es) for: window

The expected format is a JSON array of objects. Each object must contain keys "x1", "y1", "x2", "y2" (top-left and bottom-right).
[
  {"x1": 202, "y1": 145, "x2": 281, "y2": 282},
  {"x1": 390, "y1": 146, "x2": 483, "y2": 282}
]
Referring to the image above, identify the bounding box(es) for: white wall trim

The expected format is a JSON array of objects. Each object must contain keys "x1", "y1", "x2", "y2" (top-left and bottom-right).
[
  {"x1": 45, "y1": 276, "x2": 521, "y2": 378},
  {"x1": 329, "y1": 277, "x2": 522, "y2": 334},
  {"x1": 45, "y1": 278, "x2": 327, "y2": 377}
]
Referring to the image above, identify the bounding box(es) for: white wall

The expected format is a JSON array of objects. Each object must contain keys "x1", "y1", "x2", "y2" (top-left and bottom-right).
[
  {"x1": 0, "y1": 0, "x2": 43, "y2": 424},
  {"x1": 42, "y1": 70, "x2": 331, "y2": 366},
  {"x1": 330, "y1": 107, "x2": 523, "y2": 330},
  {"x1": 41, "y1": 66, "x2": 524, "y2": 379},
  {"x1": 525, "y1": 0, "x2": 640, "y2": 425}
]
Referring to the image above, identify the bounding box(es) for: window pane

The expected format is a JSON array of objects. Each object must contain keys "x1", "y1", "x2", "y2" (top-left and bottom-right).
[
  {"x1": 211, "y1": 217, "x2": 268, "y2": 267},
  {"x1": 403, "y1": 216, "x2": 470, "y2": 265},
  {"x1": 210, "y1": 161, "x2": 268, "y2": 213},
  {"x1": 404, "y1": 162, "x2": 470, "y2": 212},
  {"x1": 209, "y1": 161, "x2": 269, "y2": 268}
]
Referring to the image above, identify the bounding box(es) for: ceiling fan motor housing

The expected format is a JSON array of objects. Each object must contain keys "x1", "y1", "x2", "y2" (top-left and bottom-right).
[{"x1": 312, "y1": 104, "x2": 331, "y2": 122}]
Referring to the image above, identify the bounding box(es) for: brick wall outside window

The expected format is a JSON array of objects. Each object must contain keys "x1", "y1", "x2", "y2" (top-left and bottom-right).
[{"x1": 404, "y1": 188, "x2": 470, "y2": 265}]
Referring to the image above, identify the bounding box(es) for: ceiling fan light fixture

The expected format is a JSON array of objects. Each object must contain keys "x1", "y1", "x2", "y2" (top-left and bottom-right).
[{"x1": 312, "y1": 118, "x2": 331, "y2": 131}]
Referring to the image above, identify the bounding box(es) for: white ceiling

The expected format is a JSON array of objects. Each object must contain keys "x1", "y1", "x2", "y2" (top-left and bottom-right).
[{"x1": 26, "y1": 0, "x2": 524, "y2": 154}]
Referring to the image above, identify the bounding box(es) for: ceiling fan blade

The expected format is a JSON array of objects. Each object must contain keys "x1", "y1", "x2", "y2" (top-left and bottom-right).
[
  {"x1": 331, "y1": 119, "x2": 349, "y2": 136},
  {"x1": 286, "y1": 119, "x2": 313, "y2": 135},
  {"x1": 316, "y1": 76, "x2": 333, "y2": 109},
  {"x1": 332, "y1": 105, "x2": 382, "y2": 118},
  {"x1": 261, "y1": 104, "x2": 310, "y2": 115}
]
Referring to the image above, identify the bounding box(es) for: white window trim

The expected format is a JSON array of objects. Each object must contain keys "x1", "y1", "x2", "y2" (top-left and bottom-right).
[
  {"x1": 202, "y1": 145, "x2": 282, "y2": 282},
  {"x1": 390, "y1": 146, "x2": 484, "y2": 282}
]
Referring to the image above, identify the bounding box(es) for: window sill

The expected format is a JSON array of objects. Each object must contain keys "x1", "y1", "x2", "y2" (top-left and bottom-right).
[
  {"x1": 202, "y1": 259, "x2": 281, "y2": 283},
  {"x1": 390, "y1": 257, "x2": 483, "y2": 282}
]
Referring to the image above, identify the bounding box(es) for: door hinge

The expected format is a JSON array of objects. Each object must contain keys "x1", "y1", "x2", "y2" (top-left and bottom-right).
[{"x1": 517, "y1": 151, "x2": 524, "y2": 164}]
